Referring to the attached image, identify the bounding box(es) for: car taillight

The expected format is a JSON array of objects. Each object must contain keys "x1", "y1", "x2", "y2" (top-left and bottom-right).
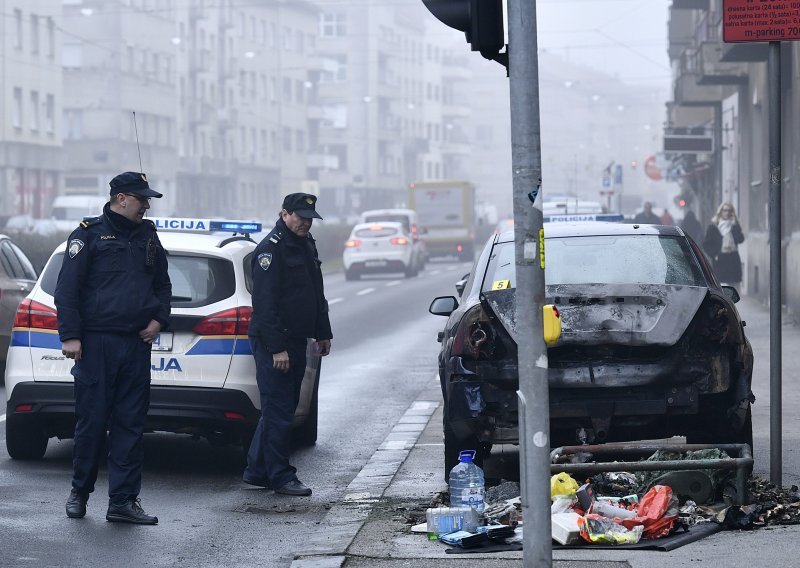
[
  {"x1": 193, "y1": 306, "x2": 252, "y2": 336},
  {"x1": 451, "y1": 304, "x2": 495, "y2": 360},
  {"x1": 14, "y1": 299, "x2": 59, "y2": 330},
  {"x1": 345, "y1": 239, "x2": 362, "y2": 248},
  {"x1": 457, "y1": 245, "x2": 464, "y2": 252},
  {"x1": 390, "y1": 237, "x2": 409, "y2": 246}
]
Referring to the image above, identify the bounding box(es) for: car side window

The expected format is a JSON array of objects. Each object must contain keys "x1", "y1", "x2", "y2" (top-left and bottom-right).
[
  {"x1": 7, "y1": 241, "x2": 37, "y2": 279},
  {"x1": 243, "y1": 252, "x2": 254, "y2": 294},
  {"x1": 0, "y1": 243, "x2": 14, "y2": 278},
  {"x1": 0, "y1": 241, "x2": 26, "y2": 279}
]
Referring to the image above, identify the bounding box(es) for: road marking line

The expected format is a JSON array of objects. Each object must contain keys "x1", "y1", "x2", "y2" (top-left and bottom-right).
[
  {"x1": 386, "y1": 280, "x2": 401, "y2": 287},
  {"x1": 447, "y1": 266, "x2": 457, "y2": 271},
  {"x1": 429, "y1": 270, "x2": 441, "y2": 276},
  {"x1": 356, "y1": 288, "x2": 375, "y2": 296},
  {"x1": 328, "y1": 298, "x2": 344, "y2": 305}
]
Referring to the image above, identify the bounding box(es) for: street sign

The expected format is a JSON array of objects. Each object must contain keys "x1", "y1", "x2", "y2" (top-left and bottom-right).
[
  {"x1": 723, "y1": 0, "x2": 800, "y2": 43},
  {"x1": 602, "y1": 175, "x2": 611, "y2": 188},
  {"x1": 644, "y1": 155, "x2": 663, "y2": 181},
  {"x1": 614, "y1": 164, "x2": 623, "y2": 185},
  {"x1": 664, "y1": 134, "x2": 714, "y2": 153}
]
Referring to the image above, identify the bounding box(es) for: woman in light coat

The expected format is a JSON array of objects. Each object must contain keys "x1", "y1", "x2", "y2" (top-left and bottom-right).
[{"x1": 702, "y1": 202, "x2": 745, "y2": 285}]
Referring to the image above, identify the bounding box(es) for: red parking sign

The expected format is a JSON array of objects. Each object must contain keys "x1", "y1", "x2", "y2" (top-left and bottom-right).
[{"x1": 723, "y1": 0, "x2": 800, "y2": 43}]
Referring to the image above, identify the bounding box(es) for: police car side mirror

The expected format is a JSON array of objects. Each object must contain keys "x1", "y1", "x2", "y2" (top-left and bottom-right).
[{"x1": 429, "y1": 296, "x2": 458, "y2": 316}]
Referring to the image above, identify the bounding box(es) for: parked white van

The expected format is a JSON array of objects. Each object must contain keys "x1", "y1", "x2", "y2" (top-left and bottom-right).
[{"x1": 50, "y1": 194, "x2": 108, "y2": 231}]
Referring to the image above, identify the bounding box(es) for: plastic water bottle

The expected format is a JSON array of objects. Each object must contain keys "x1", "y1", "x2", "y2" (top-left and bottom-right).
[{"x1": 449, "y1": 450, "x2": 485, "y2": 513}]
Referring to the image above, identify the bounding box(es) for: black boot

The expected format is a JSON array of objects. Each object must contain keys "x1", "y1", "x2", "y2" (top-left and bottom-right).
[
  {"x1": 106, "y1": 498, "x2": 158, "y2": 525},
  {"x1": 66, "y1": 488, "x2": 88, "y2": 519}
]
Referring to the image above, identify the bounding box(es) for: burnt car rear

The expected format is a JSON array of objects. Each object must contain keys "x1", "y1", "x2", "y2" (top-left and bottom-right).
[{"x1": 431, "y1": 223, "x2": 754, "y2": 474}]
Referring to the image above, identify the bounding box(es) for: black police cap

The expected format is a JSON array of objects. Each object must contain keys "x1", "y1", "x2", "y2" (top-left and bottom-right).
[
  {"x1": 282, "y1": 193, "x2": 322, "y2": 219},
  {"x1": 109, "y1": 172, "x2": 163, "y2": 198}
]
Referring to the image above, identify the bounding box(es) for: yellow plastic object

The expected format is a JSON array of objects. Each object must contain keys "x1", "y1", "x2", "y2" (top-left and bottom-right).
[
  {"x1": 543, "y1": 304, "x2": 561, "y2": 345},
  {"x1": 550, "y1": 472, "x2": 579, "y2": 502}
]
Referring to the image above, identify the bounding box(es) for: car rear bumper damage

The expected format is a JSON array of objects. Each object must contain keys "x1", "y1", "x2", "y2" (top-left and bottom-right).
[
  {"x1": 444, "y1": 351, "x2": 751, "y2": 446},
  {"x1": 6, "y1": 382, "x2": 260, "y2": 441}
]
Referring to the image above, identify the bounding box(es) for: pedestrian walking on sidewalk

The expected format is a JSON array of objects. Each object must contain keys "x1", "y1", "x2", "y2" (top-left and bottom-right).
[
  {"x1": 56, "y1": 172, "x2": 171, "y2": 524},
  {"x1": 703, "y1": 202, "x2": 745, "y2": 286},
  {"x1": 243, "y1": 193, "x2": 333, "y2": 496}
]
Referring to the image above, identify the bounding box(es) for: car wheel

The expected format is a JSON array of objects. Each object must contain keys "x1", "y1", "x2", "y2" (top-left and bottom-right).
[
  {"x1": 443, "y1": 416, "x2": 484, "y2": 481},
  {"x1": 292, "y1": 378, "x2": 319, "y2": 448},
  {"x1": 5, "y1": 415, "x2": 48, "y2": 460},
  {"x1": 687, "y1": 398, "x2": 753, "y2": 449},
  {"x1": 344, "y1": 268, "x2": 359, "y2": 281},
  {"x1": 404, "y1": 263, "x2": 417, "y2": 278}
]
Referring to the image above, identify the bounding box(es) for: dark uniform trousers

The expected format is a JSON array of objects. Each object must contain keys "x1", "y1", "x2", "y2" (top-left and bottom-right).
[
  {"x1": 71, "y1": 331, "x2": 151, "y2": 504},
  {"x1": 245, "y1": 337, "x2": 308, "y2": 488}
]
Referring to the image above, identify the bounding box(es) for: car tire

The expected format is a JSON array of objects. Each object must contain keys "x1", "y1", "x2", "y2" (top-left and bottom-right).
[
  {"x1": 404, "y1": 263, "x2": 418, "y2": 278},
  {"x1": 687, "y1": 397, "x2": 753, "y2": 449},
  {"x1": 443, "y1": 416, "x2": 485, "y2": 481},
  {"x1": 292, "y1": 377, "x2": 319, "y2": 448},
  {"x1": 344, "y1": 268, "x2": 359, "y2": 281},
  {"x1": 5, "y1": 415, "x2": 48, "y2": 460}
]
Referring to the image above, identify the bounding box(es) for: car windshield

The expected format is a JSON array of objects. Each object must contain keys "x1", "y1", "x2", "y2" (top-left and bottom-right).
[
  {"x1": 482, "y1": 235, "x2": 706, "y2": 290},
  {"x1": 40, "y1": 251, "x2": 235, "y2": 307}
]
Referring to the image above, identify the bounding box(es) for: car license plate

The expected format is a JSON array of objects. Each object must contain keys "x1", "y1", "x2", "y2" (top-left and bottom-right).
[
  {"x1": 365, "y1": 260, "x2": 387, "y2": 267},
  {"x1": 152, "y1": 332, "x2": 173, "y2": 352}
]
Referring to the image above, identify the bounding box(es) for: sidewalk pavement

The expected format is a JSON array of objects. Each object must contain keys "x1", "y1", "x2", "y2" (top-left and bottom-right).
[{"x1": 294, "y1": 294, "x2": 800, "y2": 567}]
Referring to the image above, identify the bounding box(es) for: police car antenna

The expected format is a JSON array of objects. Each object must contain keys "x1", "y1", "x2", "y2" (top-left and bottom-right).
[{"x1": 132, "y1": 111, "x2": 143, "y2": 174}]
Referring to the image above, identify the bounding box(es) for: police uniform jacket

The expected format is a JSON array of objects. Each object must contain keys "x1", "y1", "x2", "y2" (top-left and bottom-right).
[
  {"x1": 54, "y1": 203, "x2": 172, "y2": 341},
  {"x1": 248, "y1": 218, "x2": 333, "y2": 353}
]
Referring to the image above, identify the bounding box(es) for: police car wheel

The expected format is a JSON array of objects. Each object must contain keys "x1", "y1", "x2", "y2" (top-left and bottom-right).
[
  {"x1": 344, "y1": 268, "x2": 360, "y2": 281},
  {"x1": 5, "y1": 415, "x2": 48, "y2": 460}
]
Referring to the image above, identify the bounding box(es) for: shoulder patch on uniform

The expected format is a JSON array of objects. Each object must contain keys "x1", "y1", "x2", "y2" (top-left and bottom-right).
[
  {"x1": 269, "y1": 231, "x2": 283, "y2": 244},
  {"x1": 68, "y1": 239, "x2": 85, "y2": 259},
  {"x1": 257, "y1": 252, "x2": 273, "y2": 271},
  {"x1": 79, "y1": 216, "x2": 102, "y2": 229}
]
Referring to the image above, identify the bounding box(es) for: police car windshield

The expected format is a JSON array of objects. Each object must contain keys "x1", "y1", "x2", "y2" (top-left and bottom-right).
[{"x1": 40, "y1": 252, "x2": 236, "y2": 307}]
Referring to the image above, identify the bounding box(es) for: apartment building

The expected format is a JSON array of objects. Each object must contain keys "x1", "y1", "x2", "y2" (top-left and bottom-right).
[
  {"x1": 0, "y1": 0, "x2": 62, "y2": 218},
  {"x1": 666, "y1": 0, "x2": 800, "y2": 313}
]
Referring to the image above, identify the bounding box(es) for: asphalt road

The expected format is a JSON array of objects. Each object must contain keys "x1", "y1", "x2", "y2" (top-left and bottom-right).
[{"x1": 0, "y1": 260, "x2": 470, "y2": 568}]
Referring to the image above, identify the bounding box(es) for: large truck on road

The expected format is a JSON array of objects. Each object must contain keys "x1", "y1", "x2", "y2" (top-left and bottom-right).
[{"x1": 408, "y1": 180, "x2": 475, "y2": 261}]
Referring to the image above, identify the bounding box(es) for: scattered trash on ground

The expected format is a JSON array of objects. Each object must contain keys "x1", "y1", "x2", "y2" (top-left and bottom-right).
[{"x1": 408, "y1": 443, "x2": 800, "y2": 553}]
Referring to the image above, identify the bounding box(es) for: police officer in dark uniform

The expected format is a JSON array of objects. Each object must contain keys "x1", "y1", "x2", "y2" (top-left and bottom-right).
[
  {"x1": 243, "y1": 193, "x2": 332, "y2": 496},
  {"x1": 56, "y1": 172, "x2": 171, "y2": 524}
]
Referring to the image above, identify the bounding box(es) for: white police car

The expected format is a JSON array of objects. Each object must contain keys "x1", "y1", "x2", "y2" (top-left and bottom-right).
[
  {"x1": 342, "y1": 221, "x2": 419, "y2": 280},
  {"x1": 4, "y1": 218, "x2": 321, "y2": 460}
]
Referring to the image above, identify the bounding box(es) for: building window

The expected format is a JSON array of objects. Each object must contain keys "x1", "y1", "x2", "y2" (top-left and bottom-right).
[
  {"x1": 319, "y1": 13, "x2": 346, "y2": 37},
  {"x1": 31, "y1": 14, "x2": 40, "y2": 55},
  {"x1": 282, "y1": 127, "x2": 292, "y2": 152},
  {"x1": 30, "y1": 91, "x2": 40, "y2": 132},
  {"x1": 295, "y1": 130, "x2": 305, "y2": 153},
  {"x1": 46, "y1": 94, "x2": 55, "y2": 134},
  {"x1": 282, "y1": 27, "x2": 292, "y2": 49},
  {"x1": 64, "y1": 109, "x2": 83, "y2": 139},
  {"x1": 282, "y1": 77, "x2": 292, "y2": 100},
  {"x1": 45, "y1": 17, "x2": 56, "y2": 58},
  {"x1": 13, "y1": 88, "x2": 23, "y2": 129},
  {"x1": 14, "y1": 9, "x2": 23, "y2": 50}
]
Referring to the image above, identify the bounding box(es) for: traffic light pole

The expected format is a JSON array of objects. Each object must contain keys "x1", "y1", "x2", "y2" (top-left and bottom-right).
[{"x1": 508, "y1": 0, "x2": 551, "y2": 565}]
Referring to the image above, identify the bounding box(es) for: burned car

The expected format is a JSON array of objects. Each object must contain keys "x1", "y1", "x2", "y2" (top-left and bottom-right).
[{"x1": 429, "y1": 222, "x2": 754, "y2": 475}]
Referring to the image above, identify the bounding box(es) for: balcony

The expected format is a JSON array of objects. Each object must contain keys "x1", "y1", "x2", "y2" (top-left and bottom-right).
[
  {"x1": 721, "y1": 42, "x2": 769, "y2": 63},
  {"x1": 673, "y1": 49, "x2": 725, "y2": 105},
  {"x1": 442, "y1": 102, "x2": 471, "y2": 119},
  {"x1": 697, "y1": 42, "x2": 747, "y2": 85},
  {"x1": 307, "y1": 153, "x2": 339, "y2": 169}
]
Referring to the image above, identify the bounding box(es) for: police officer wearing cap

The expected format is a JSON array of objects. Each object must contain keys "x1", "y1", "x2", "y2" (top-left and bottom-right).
[
  {"x1": 243, "y1": 193, "x2": 333, "y2": 496},
  {"x1": 56, "y1": 172, "x2": 171, "y2": 524}
]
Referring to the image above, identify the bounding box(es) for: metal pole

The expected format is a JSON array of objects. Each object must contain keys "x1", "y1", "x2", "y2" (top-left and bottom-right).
[
  {"x1": 507, "y1": 0, "x2": 550, "y2": 565},
  {"x1": 767, "y1": 41, "x2": 782, "y2": 486}
]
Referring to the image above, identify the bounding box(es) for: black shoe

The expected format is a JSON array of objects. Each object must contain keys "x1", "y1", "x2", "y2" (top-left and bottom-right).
[
  {"x1": 275, "y1": 479, "x2": 312, "y2": 496},
  {"x1": 66, "y1": 488, "x2": 88, "y2": 519},
  {"x1": 106, "y1": 498, "x2": 158, "y2": 525},
  {"x1": 242, "y1": 474, "x2": 272, "y2": 489}
]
